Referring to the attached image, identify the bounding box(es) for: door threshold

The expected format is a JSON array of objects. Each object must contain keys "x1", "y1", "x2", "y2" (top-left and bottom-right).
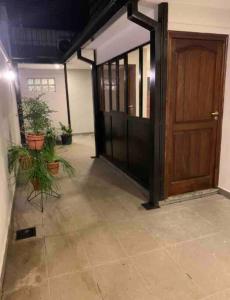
[{"x1": 161, "y1": 188, "x2": 219, "y2": 206}]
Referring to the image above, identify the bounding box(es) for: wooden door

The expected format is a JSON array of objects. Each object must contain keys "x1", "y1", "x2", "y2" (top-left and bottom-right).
[{"x1": 166, "y1": 32, "x2": 227, "y2": 196}]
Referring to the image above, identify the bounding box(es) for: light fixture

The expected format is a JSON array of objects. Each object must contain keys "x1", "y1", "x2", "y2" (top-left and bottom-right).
[
  {"x1": 54, "y1": 64, "x2": 61, "y2": 69},
  {"x1": 4, "y1": 70, "x2": 16, "y2": 81}
]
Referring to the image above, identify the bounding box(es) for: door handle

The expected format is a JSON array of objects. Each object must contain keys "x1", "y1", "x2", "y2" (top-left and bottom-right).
[{"x1": 211, "y1": 111, "x2": 219, "y2": 120}]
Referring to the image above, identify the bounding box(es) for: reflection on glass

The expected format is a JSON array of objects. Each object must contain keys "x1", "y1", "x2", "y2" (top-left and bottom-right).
[
  {"x1": 142, "y1": 44, "x2": 150, "y2": 118},
  {"x1": 103, "y1": 63, "x2": 110, "y2": 112},
  {"x1": 127, "y1": 49, "x2": 139, "y2": 116},
  {"x1": 98, "y1": 66, "x2": 104, "y2": 111},
  {"x1": 119, "y1": 59, "x2": 125, "y2": 112},
  {"x1": 111, "y1": 62, "x2": 117, "y2": 111}
]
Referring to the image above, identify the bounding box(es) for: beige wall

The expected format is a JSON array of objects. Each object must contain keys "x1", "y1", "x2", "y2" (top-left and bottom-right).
[
  {"x1": 18, "y1": 68, "x2": 68, "y2": 129},
  {"x1": 67, "y1": 69, "x2": 94, "y2": 134},
  {"x1": 0, "y1": 43, "x2": 20, "y2": 281}
]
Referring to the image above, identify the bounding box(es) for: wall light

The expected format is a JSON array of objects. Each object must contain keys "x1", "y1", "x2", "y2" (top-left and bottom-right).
[
  {"x1": 4, "y1": 70, "x2": 16, "y2": 81},
  {"x1": 54, "y1": 64, "x2": 61, "y2": 69}
]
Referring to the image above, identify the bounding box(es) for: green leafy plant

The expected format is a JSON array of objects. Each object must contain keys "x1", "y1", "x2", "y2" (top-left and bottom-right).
[
  {"x1": 8, "y1": 145, "x2": 31, "y2": 174},
  {"x1": 59, "y1": 122, "x2": 72, "y2": 136},
  {"x1": 26, "y1": 151, "x2": 55, "y2": 192},
  {"x1": 21, "y1": 95, "x2": 53, "y2": 134}
]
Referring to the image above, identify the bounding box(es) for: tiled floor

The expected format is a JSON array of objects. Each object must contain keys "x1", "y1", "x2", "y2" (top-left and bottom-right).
[{"x1": 2, "y1": 135, "x2": 230, "y2": 299}]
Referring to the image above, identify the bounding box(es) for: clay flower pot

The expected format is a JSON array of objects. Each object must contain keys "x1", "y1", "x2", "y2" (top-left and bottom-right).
[
  {"x1": 47, "y1": 161, "x2": 59, "y2": 175},
  {"x1": 26, "y1": 134, "x2": 45, "y2": 150},
  {"x1": 31, "y1": 179, "x2": 40, "y2": 191},
  {"x1": 19, "y1": 156, "x2": 32, "y2": 170}
]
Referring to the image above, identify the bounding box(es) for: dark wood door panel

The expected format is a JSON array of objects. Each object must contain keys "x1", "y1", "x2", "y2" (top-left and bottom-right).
[
  {"x1": 166, "y1": 32, "x2": 227, "y2": 196},
  {"x1": 104, "y1": 113, "x2": 112, "y2": 158},
  {"x1": 111, "y1": 112, "x2": 127, "y2": 169}
]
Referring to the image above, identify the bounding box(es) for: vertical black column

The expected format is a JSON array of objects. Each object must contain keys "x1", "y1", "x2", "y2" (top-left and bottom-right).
[
  {"x1": 139, "y1": 47, "x2": 143, "y2": 118},
  {"x1": 13, "y1": 63, "x2": 26, "y2": 145},
  {"x1": 63, "y1": 63, "x2": 72, "y2": 129}
]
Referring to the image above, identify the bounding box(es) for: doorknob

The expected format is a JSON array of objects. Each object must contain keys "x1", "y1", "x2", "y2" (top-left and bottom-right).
[{"x1": 211, "y1": 111, "x2": 219, "y2": 120}]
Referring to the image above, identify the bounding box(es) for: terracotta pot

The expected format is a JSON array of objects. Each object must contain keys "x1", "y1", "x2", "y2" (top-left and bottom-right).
[
  {"x1": 19, "y1": 156, "x2": 32, "y2": 170},
  {"x1": 31, "y1": 179, "x2": 40, "y2": 191},
  {"x1": 47, "y1": 161, "x2": 59, "y2": 175},
  {"x1": 26, "y1": 134, "x2": 45, "y2": 150}
]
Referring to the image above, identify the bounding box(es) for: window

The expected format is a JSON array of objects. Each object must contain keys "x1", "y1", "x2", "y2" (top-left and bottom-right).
[
  {"x1": 27, "y1": 78, "x2": 56, "y2": 93},
  {"x1": 142, "y1": 44, "x2": 150, "y2": 118},
  {"x1": 119, "y1": 58, "x2": 125, "y2": 112},
  {"x1": 103, "y1": 64, "x2": 110, "y2": 112},
  {"x1": 111, "y1": 61, "x2": 117, "y2": 111},
  {"x1": 128, "y1": 49, "x2": 140, "y2": 117}
]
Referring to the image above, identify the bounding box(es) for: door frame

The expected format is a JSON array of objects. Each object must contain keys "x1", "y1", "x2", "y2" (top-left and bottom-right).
[{"x1": 164, "y1": 31, "x2": 228, "y2": 198}]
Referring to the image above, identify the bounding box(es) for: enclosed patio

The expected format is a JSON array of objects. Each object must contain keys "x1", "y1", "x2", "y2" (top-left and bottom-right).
[{"x1": 2, "y1": 136, "x2": 230, "y2": 300}]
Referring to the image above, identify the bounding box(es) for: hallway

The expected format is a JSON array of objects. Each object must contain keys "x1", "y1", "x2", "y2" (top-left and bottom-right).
[{"x1": 2, "y1": 136, "x2": 230, "y2": 300}]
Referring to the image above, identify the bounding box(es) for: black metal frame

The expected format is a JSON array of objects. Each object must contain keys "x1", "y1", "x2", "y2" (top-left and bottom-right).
[
  {"x1": 77, "y1": 49, "x2": 101, "y2": 157},
  {"x1": 63, "y1": 63, "x2": 72, "y2": 129},
  {"x1": 127, "y1": 1, "x2": 168, "y2": 209}
]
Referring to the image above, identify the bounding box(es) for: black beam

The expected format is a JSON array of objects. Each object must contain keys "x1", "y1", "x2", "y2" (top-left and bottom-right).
[
  {"x1": 12, "y1": 57, "x2": 63, "y2": 64},
  {"x1": 77, "y1": 49, "x2": 101, "y2": 157},
  {"x1": 116, "y1": 59, "x2": 119, "y2": 111},
  {"x1": 127, "y1": 0, "x2": 158, "y2": 31},
  {"x1": 127, "y1": 1, "x2": 168, "y2": 209},
  {"x1": 13, "y1": 63, "x2": 26, "y2": 145},
  {"x1": 139, "y1": 46, "x2": 143, "y2": 118},
  {"x1": 158, "y1": 3, "x2": 168, "y2": 199},
  {"x1": 63, "y1": 63, "x2": 72, "y2": 129}
]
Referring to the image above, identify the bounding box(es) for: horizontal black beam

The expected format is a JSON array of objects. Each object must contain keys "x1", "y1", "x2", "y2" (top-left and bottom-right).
[
  {"x1": 127, "y1": 0, "x2": 158, "y2": 31},
  {"x1": 63, "y1": 0, "x2": 129, "y2": 61},
  {"x1": 11, "y1": 56, "x2": 63, "y2": 64}
]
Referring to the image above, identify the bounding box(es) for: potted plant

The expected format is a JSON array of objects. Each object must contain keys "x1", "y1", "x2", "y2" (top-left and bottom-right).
[
  {"x1": 8, "y1": 145, "x2": 32, "y2": 173},
  {"x1": 20, "y1": 95, "x2": 53, "y2": 150},
  {"x1": 43, "y1": 128, "x2": 75, "y2": 176},
  {"x1": 59, "y1": 122, "x2": 72, "y2": 145},
  {"x1": 27, "y1": 152, "x2": 55, "y2": 192}
]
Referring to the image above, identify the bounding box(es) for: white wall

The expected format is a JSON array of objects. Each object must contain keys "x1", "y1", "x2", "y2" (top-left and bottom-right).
[
  {"x1": 18, "y1": 68, "x2": 68, "y2": 129},
  {"x1": 0, "y1": 43, "x2": 20, "y2": 283},
  {"x1": 67, "y1": 69, "x2": 94, "y2": 134}
]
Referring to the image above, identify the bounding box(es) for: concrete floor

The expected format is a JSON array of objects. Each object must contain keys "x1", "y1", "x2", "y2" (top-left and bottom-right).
[{"x1": 2, "y1": 135, "x2": 230, "y2": 299}]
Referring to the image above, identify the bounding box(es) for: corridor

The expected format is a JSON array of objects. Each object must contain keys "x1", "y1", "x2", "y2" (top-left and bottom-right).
[{"x1": 2, "y1": 136, "x2": 230, "y2": 300}]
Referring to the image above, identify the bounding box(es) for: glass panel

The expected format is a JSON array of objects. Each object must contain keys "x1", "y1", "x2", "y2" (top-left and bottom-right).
[
  {"x1": 42, "y1": 85, "x2": 49, "y2": 92},
  {"x1": 49, "y1": 85, "x2": 55, "y2": 92},
  {"x1": 36, "y1": 86, "x2": 41, "y2": 92},
  {"x1": 42, "y1": 79, "x2": 48, "y2": 85},
  {"x1": 103, "y1": 63, "x2": 110, "y2": 112},
  {"x1": 111, "y1": 62, "x2": 117, "y2": 111},
  {"x1": 98, "y1": 66, "x2": 105, "y2": 111},
  {"x1": 34, "y1": 79, "x2": 40, "y2": 85},
  {"x1": 27, "y1": 78, "x2": 33, "y2": 85},
  {"x1": 127, "y1": 49, "x2": 139, "y2": 116},
  {"x1": 28, "y1": 85, "x2": 34, "y2": 92},
  {"x1": 142, "y1": 44, "x2": 150, "y2": 118},
  {"x1": 48, "y1": 78, "x2": 55, "y2": 85},
  {"x1": 119, "y1": 59, "x2": 125, "y2": 112}
]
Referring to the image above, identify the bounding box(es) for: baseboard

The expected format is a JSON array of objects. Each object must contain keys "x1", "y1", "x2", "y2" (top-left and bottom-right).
[
  {"x1": 218, "y1": 188, "x2": 230, "y2": 199},
  {"x1": 0, "y1": 187, "x2": 16, "y2": 297},
  {"x1": 72, "y1": 132, "x2": 94, "y2": 136}
]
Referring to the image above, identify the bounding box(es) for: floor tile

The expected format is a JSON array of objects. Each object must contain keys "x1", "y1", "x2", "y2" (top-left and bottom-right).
[
  {"x1": 93, "y1": 259, "x2": 155, "y2": 300},
  {"x1": 131, "y1": 249, "x2": 205, "y2": 300},
  {"x1": 45, "y1": 232, "x2": 90, "y2": 277},
  {"x1": 3, "y1": 238, "x2": 46, "y2": 293},
  {"x1": 49, "y1": 271, "x2": 101, "y2": 300}
]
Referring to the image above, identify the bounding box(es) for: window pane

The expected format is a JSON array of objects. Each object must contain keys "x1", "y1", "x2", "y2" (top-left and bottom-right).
[
  {"x1": 128, "y1": 49, "x2": 139, "y2": 116},
  {"x1": 103, "y1": 63, "x2": 110, "y2": 112},
  {"x1": 142, "y1": 44, "x2": 150, "y2": 118},
  {"x1": 48, "y1": 78, "x2": 55, "y2": 85},
  {"x1": 119, "y1": 59, "x2": 125, "y2": 112},
  {"x1": 111, "y1": 62, "x2": 117, "y2": 111},
  {"x1": 42, "y1": 79, "x2": 48, "y2": 85},
  {"x1": 34, "y1": 79, "x2": 40, "y2": 85},
  {"x1": 49, "y1": 85, "x2": 55, "y2": 92},
  {"x1": 43, "y1": 85, "x2": 49, "y2": 92},
  {"x1": 28, "y1": 78, "x2": 33, "y2": 85},
  {"x1": 28, "y1": 85, "x2": 34, "y2": 92},
  {"x1": 98, "y1": 66, "x2": 105, "y2": 111}
]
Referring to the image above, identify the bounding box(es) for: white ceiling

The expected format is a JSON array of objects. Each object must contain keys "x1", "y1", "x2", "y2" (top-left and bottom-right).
[{"x1": 141, "y1": 0, "x2": 230, "y2": 9}]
